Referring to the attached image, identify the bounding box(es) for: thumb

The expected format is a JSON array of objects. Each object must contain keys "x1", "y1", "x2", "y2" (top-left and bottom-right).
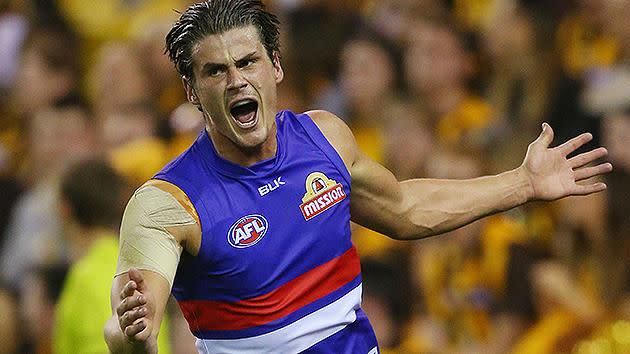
[
  {"x1": 128, "y1": 268, "x2": 146, "y2": 292},
  {"x1": 535, "y1": 122, "x2": 554, "y2": 148}
]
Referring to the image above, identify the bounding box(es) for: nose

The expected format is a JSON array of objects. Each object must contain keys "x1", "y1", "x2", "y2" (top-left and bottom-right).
[{"x1": 226, "y1": 66, "x2": 247, "y2": 91}]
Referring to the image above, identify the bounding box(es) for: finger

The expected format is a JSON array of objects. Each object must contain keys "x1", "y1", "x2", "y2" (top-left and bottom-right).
[
  {"x1": 116, "y1": 294, "x2": 147, "y2": 317},
  {"x1": 124, "y1": 318, "x2": 148, "y2": 338},
  {"x1": 572, "y1": 182, "x2": 607, "y2": 196},
  {"x1": 133, "y1": 319, "x2": 153, "y2": 342},
  {"x1": 119, "y1": 306, "x2": 148, "y2": 330},
  {"x1": 128, "y1": 268, "x2": 146, "y2": 292},
  {"x1": 555, "y1": 132, "x2": 592, "y2": 156},
  {"x1": 568, "y1": 147, "x2": 608, "y2": 168},
  {"x1": 574, "y1": 163, "x2": 613, "y2": 181},
  {"x1": 534, "y1": 122, "x2": 554, "y2": 148},
  {"x1": 120, "y1": 280, "x2": 137, "y2": 301}
]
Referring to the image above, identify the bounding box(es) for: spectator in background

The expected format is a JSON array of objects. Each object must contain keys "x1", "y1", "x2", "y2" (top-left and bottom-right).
[
  {"x1": 360, "y1": 256, "x2": 413, "y2": 353},
  {"x1": 408, "y1": 152, "x2": 490, "y2": 353},
  {"x1": 546, "y1": 0, "x2": 618, "y2": 156},
  {"x1": 91, "y1": 42, "x2": 152, "y2": 117},
  {"x1": 104, "y1": 103, "x2": 171, "y2": 188},
  {"x1": 53, "y1": 159, "x2": 177, "y2": 353},
  {"x1": 135, "y1": 20, "x2": 188, "y2": 118},
  {"x1": 0, "y1": 100, "x2": 95, "y2": 289},
  {"x1": 564, "y1": 0, "x2": 630, "y2": 305},
  {"x1": 21, "y1": 264, "x2": 69, "y2": 354},
  {"x1": 57, "y1": 0, "x2": 187, "y2": 43},
  {"x1": 0, "y1": 284, "x2": 20, "y2": 353},
  {"x1": 556, "y1": 0, "x2": 617, "y2": 79},
  {"x1": 405, "y1": 18, "x2": 500, "y2": 156},
  {"x1": 91, "y1": 41, "x2": 203, "y2": 188},
  {"x1": 1, "y1": 24, "x2": 80, "y2": 178},
  {"x1": 322, "y1": 29, "x2": 404, "y2": 164},
  {"x1": 285, "y1": 1, "x2": 361, "y2": 102},
  {"x1": 365, "y1": 0, "x2": 443, "y2": 45},
  {"x1": 318, "y1": 28, "x2": 419, "y2": 258},
  {"x1": 481, "y1": 4, "x2": 552, "y2": 133},
  {"x1": 10, "y1": 24, "x2": 80, "y2": 118},
  {"x1": 478, "y1": 3, "x2": 556, "y2": 173},
  {"x1": 0, "y1": 0, "x2": 29, "y2": 99}
]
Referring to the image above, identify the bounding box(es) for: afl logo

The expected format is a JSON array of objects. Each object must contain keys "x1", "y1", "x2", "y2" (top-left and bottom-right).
[{"x1": 227, "y1": 214, "x2": 269, "y2": 248}]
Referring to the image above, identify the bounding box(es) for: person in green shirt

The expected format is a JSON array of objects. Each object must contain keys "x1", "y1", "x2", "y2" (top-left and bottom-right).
[{"x1": 53, "y1": 159, "x2": 173, "y2": 354}]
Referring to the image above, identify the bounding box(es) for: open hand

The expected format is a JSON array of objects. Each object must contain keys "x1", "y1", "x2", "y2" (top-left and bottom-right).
[{"x1": 521, "y1": 123, "x2": 613, "y2": 201}]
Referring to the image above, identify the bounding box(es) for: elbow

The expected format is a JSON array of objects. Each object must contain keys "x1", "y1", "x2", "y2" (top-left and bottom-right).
[{"x1": 388, "y1": 223, "x2": 436, "y2": 241}]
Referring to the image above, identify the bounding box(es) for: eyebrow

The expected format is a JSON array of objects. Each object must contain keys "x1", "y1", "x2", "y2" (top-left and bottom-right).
[{"x1": 201, "y1": 51, "x2": 259, "y2": 73}]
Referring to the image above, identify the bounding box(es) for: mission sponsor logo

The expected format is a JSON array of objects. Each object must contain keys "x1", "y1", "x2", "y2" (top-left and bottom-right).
[
  {"x1": 227, "y1": 214, "x2": 268, "y2": 248},
  {"x1": 299, "y1": 172, "x2": 346, "y2": 220}
]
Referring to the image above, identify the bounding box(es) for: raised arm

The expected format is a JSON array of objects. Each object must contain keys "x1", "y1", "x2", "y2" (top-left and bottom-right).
[
  {"x1": 104, "y1": 180, "x2": 200, "y2": 353},
  {"x1": 307, "y1": 110, "x2": 612, "y2": 240}
]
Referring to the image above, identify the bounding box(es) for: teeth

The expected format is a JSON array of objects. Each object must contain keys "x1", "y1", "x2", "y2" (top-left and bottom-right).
[{"x1": 232, "y1": 99, "x2": 254, "y2": 108}]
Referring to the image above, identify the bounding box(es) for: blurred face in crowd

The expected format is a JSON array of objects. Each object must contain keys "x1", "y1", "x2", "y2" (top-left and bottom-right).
[
  {"x1": 369, "y1": 0, "x2": 440, "y2": 43},
  {"x1": 580, "y1": 0, "x2": 606, "y2": 26},
  {"x1": 603, "y1": 114, "x2": 630, "y2": 171},
  {"x1": 29, "y1": 106, "x2": 94, "y2": 179},
  {"x1": 340, "y1": 39, "x2": 395, "y2": 108},
  {"x1": 604, "y1": 0, "x2": 630, "y2": 48},
  {"x1": 100, "y1": 107, "x2": 156, "y2": 149},
  {"x1": 13, "y1": 46, "x2": 73, "y2": 115},
  {"x1": 483, "y1": 9, "x2": 535, "y2": 61},
  {"x1": 94, "y1": 43, "x2": 151, "y2": 115},
  {"x1": 185, "y1": 25, "x2": 284, "y2": 153},
  {"x1": 405, "y1": 21, "x2": 469, "y2": 94}
]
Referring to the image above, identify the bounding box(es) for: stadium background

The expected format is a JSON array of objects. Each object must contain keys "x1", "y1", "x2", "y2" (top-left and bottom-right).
[{"x1": 0, "y1": 0, "x2": 629, "y2": 352}]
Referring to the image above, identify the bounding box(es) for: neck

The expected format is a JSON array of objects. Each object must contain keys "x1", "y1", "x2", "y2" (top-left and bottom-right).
[{"x1": 207, "y1": 124, "x2": 278, "y2": 166}]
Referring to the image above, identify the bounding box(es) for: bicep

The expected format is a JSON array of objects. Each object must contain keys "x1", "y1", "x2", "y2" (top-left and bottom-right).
[{"x1": 350, "y1": 149, "x2": 406, "y2": 238}]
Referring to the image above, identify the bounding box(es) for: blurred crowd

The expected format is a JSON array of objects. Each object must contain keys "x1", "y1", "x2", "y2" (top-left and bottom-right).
[{"x1": 0, "y1": 0, "x2": 629, "y2": 353}]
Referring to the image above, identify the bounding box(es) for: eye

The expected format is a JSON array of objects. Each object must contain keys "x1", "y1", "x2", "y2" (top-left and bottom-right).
[
  {"x1": 238, "y1": 58, "x2": 257, "y2": 69},
  {"x1": 204, "y1": 65, "x2": 226, "y2": 77},
  {"x1": 209, "y1": 67, "x2": 224, "y2": 77}
]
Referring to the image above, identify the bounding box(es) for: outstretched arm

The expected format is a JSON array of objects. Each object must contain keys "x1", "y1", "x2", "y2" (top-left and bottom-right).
[{"x1": 307, "y1": 111, "x2": 612, "y2": 240}]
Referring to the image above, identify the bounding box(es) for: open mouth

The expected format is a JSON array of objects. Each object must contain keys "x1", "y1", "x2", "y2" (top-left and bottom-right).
[{"x1": 229, "y1": 99, "x2": 259, "y2": 129}]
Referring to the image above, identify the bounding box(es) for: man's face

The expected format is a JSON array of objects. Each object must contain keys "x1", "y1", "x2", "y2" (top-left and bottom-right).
[{"x1": 187, "y1": 25, "x2": 283, "y2": 151}]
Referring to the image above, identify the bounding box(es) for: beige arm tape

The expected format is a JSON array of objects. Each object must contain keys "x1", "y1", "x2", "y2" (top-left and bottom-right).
[{"x1": 116, "y1": 184, "x2": 197, "y2": 288}]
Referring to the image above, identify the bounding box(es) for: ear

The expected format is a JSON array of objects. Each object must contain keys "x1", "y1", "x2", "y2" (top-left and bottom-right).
[
  {"x1": 182, "y1": 76, "x2": 201, "y2": 109},
  {"x1": 272, "y1": 52, "x2": 284, "y2": 84}
]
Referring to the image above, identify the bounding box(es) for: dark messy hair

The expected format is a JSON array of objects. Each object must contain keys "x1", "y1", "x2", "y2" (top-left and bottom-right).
[
  {"x1": 61, "y1": 159, "x2": 128, "y2": 229},
  {"x1": 165, "y1": 0, "x2": 280, "y2": 81}
]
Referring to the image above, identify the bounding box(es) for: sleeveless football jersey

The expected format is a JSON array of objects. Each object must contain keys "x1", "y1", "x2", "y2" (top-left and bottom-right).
[{"x1": 154, "y1": 110, "x2": 378, "y2": 353}]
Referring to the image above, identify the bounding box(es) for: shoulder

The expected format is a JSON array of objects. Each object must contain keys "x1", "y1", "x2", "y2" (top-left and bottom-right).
[
  {"x1": 303, "y1": 110, "x2": 358, "y2": 171},
  {"x1": 142, "y1": 179, "x2": 200, "y2": 225},
  {"x1": 123, "y1": 179, "x2": 201, "y2": 255}
]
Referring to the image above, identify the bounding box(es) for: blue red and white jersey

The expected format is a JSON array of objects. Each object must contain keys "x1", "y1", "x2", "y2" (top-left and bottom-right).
[{"x1": 154, "y1": 110, "x2": 378, "y2": 353}]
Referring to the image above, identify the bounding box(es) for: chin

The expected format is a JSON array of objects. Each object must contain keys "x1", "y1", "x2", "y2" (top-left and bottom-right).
[{"x1": 224, "y1": 121, "x2": 266, "y2": 148}]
